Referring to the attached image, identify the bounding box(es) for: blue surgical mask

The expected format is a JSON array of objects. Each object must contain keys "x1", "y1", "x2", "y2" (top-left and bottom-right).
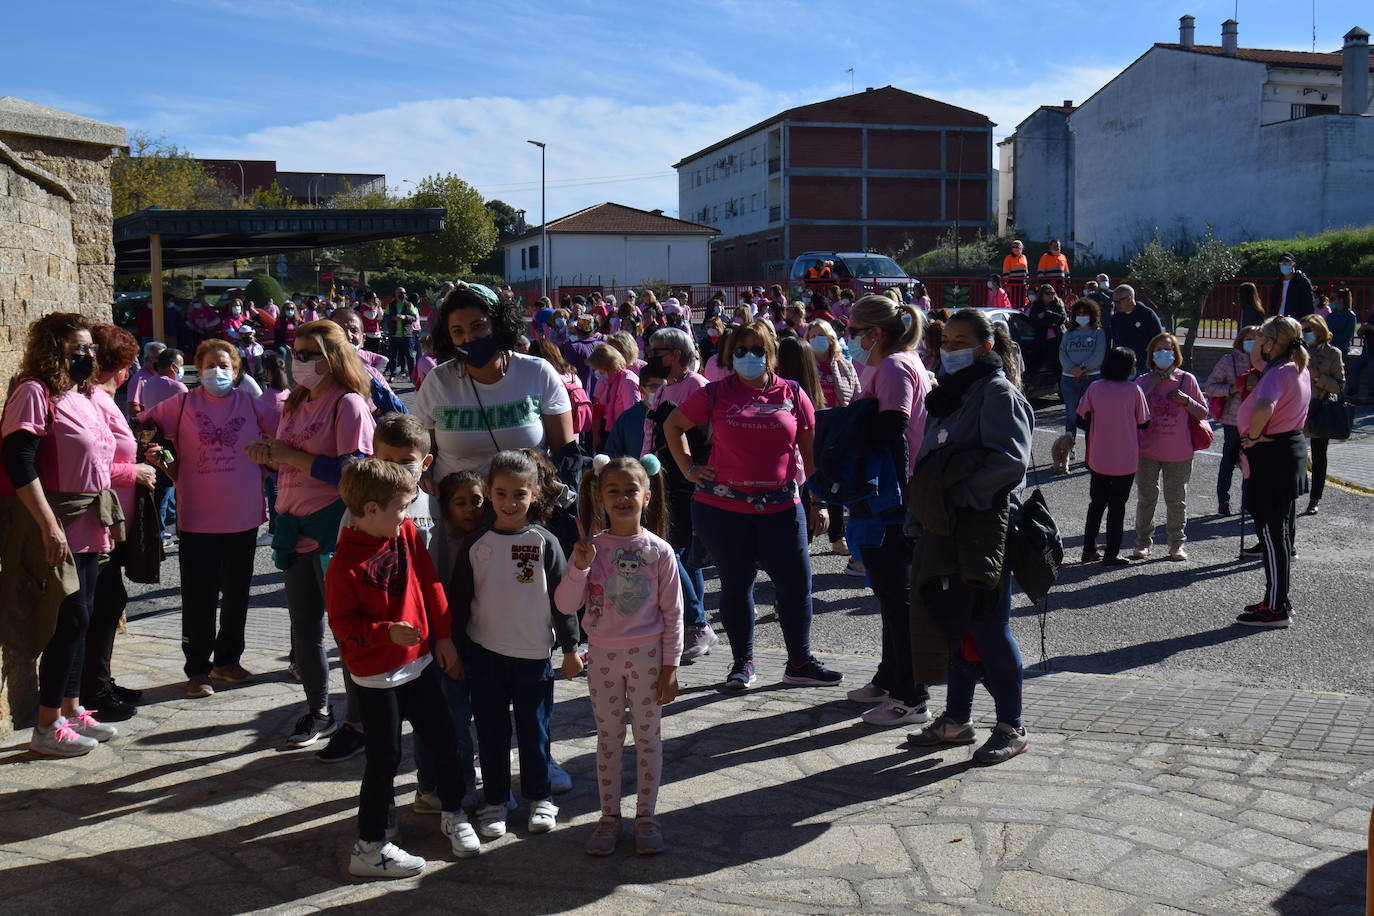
[
  {"x1": 1242, "y1": 339, "x2": 1255, "y2": 354},
  {"x1": 553, "y1": 317, "x2": 566, "y2": 328},
  {"x1": 202, "y1": 367, "x2": 235, "y2": 397},
  {"x1": 1075, "y1": 315, "x2": 1091, "y2": 327},
  {"x1": 733, "y1": 353, "x2": 767, "y2": 380},
  {"x1": 593, "y1": 370, "x2": 608, "y2": 382},
  {"x1": 1152, "y1": 350, "x2": 1175, "y2": 369},
  {"x1": 1280, "y1": 263, "x2": 1294, "y2": 276},
  {"x1": 940, "y1": 347, "x2": 976, "y2": 374},
  {"x1": 808, "y1": 336, "x2": 830, "y2": 356},
  {"x1": 1303, "y1": 331, "x2": 1316, "y2": 346},
  {"x1": 174, "y1": 365, "x2": 185, "y2": 381}
]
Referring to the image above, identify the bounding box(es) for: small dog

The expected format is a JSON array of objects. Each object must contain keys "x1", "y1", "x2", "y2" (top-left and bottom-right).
[{"x1": 1051, "y1": 434, "x2": 1076, "y2": 474}]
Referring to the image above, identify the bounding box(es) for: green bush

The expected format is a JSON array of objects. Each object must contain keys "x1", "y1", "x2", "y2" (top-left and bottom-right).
[
  {"x1": 1231, "y1": 224, "x2": 1374, "y2": 277},
  {"x1": 243, "y1": 274, "x2": 286, "y2": 308},
  {"x1": 369, "y1": 268, "x2": 440, "y2": 299}
]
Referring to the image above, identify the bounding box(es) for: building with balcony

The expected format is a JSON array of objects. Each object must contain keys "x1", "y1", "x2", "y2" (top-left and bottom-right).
[{"x1": 674, "y1": 87, "x2": 995, "y2": 281}]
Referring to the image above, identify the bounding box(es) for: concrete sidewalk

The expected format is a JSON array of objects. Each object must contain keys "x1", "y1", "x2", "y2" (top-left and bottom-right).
[
  {"x1": 0, "y1": 616, "x2": 1367, "y2": 914},
  {"x1": 1325, "y1": 407, "x2": 1374, "y2": 494}
]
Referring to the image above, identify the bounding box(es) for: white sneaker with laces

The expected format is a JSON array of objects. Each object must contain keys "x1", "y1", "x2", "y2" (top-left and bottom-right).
[
  {"x1": 1128, "y1": 547, "x2": 1150, "y2": 560},
  {"x1": 528, "y1": 799, "x2": 559, "y2": 834},
  {"x1": 861, "y1": 698, "x2": 932, "y2": 727},
  {"x1": 348, "y1": 839, "x2": 424, "y2": 879},
  {"x1": 1167, "y1": 548, "x2": 1188, "y2": 562},
  {"x1": 846, "y1": 682, "x2": 889, "y2": 704},
  {"x1": 68, "y1": 707, "x2": 118, "y2": 742},
  {"x1": 28, "y1": 717, "x2": 98, "y2": 757},
  {"x1": 476, "y1": 803, "x2": 507, "y2": 838},
  {"x1": 441, "y1": 810, "x2": 481, "y2": 858}
]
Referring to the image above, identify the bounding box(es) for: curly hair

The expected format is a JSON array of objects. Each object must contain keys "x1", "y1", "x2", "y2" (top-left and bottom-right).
[
  {"x1": 89, "y1": 323, "x2": 139, "y2": 378},
  {"x1": 15, "y1": 311, "x2": 92, "y2": 397},
  {"x1": 434, "y1": 284, "x2": 525, "y2": 364}
]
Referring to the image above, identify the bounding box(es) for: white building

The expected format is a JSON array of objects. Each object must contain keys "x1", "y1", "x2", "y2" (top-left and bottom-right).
[
  {"x1": 1007, "y1": 17, "x2": 1374, "y2": 260},
  {"x1": 502, "y1": 202, "x2": 718, "y2": 292},
  {"x1": 996, "y1": 102, "x2": 1076, "y2": 243}
]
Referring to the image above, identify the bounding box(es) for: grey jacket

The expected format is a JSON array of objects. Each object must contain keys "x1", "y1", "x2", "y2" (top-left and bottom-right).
[{"x1": 1058, "y1": 327, "x2": 1108, "y2": 375}]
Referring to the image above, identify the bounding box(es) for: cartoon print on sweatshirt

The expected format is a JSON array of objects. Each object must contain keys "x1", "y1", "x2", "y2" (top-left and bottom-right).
[
  {"x1": 606, "y1": 545, "x2": 654, "y2": 616},
  {"x1": 512, "y1": 542, "x2": 541, "y2": 584}
]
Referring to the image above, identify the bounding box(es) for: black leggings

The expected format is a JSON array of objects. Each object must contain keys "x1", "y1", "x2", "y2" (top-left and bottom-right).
[
  {"x1": 1255, "y1": 502, "x2": 1295, "y2": 609},
  {"x1": 81, "y1": 552, "x2": 128, "y2": 698},
  {"x1": 858, "y1": 525, "x2": 926, "y2": 706},
  {"x1": 1309, "y1": 437, "x2": 1329, "y2": 504},
  {"x1": 39, "y1": 552, "x2": 100, "y2": 708},
  {"x1": 179, "y1": 529, "x2": 257, "y2": 678},
  {"x1": 1085, "y1": 471, "x2": 1135, "y2": 559}
]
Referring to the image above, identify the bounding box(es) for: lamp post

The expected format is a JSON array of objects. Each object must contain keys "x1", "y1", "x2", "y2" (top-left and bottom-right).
[
  {"x1": 230, "y1": 160, "x2": 245, "y2": 199},
  {"x1": 527, "y1": 140, "x2": 547, "y2": 298}
]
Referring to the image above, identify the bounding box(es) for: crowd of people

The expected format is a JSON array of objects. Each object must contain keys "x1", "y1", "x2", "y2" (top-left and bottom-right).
[{"x1": 0, "y1": 260, "x2": 1342, "y2": 877}]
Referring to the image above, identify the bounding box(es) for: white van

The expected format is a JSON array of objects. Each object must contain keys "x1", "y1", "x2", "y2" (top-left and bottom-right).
[{"x1": 197, "y1": 279, "x2": 248, "y2": 306}]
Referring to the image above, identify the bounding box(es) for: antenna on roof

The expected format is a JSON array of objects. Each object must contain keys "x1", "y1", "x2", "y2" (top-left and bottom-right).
[
  {"x1": 1312, "y1": 0, "x2": 1317, "y2": 51},
  {"x1": 845, "y1": 66, "x2": 854, "y2": 93}
]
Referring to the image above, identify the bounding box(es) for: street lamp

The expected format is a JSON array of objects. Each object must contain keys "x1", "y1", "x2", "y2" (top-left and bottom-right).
[
  {"x1": 230, "y1": 160, "x2": 245, "y2": 199},
  {"x1": 527, "y1": 140, "x2": 547, "y2": 298}
]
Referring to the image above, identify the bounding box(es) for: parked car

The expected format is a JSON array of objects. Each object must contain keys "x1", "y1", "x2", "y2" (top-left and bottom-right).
[
  {"x1": 978, "y1": 307, "x2": 1060, "y2": 401},
  {"x1": 789, "y1": 251, "x2": 909, "y2": 298}
]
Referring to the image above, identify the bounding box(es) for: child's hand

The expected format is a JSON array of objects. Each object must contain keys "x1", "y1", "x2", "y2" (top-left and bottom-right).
[
  {"x1": 562, "y1": 650, "x2": 585, "y2": 680},
  {"x1": 389, "y1": 622, "x2": 422, "y2": 646},
  {"x1": 434, "y1": 636, "x2": 461, "y2": 677},
  {"x1": 656, "y1": 666, "x2": 679, "y2": 705},
  {"x1": 571, "y1": 539, "x2": 597, "y2": 570}
]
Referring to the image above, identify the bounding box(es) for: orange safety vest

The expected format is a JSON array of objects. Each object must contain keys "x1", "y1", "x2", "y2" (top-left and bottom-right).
[
  {"x1": 1036, "y1": 252, "x2": 1069, "y2": 278},
  {"x1": 1002, "y1": 254, "x2": 1028, "y2": 279}
]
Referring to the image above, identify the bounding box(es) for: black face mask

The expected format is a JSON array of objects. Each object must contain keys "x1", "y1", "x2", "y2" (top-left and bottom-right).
[
  {"x1": 68, "y1": 353, "x2": 95, "y2": 384},
  {"x1": 641, "y1": 357, "x2": 670, "y2": 380},
  {"x1": 458, "y1": 333, "x2": 503, "y2": 369}
]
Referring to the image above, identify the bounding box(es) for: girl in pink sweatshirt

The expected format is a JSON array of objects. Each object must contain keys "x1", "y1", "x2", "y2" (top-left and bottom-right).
[{"x1": 555, "y1": 454, "x2": 683, "y2": 857}]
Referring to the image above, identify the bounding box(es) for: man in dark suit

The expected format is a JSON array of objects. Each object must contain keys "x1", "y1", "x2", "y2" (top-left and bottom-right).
[{"x1": 1273, "y1": 253, "x2": 1314, "y2": 320}]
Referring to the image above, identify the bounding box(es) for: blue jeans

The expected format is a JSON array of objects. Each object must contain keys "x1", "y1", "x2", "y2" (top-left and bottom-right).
[
  {"x1": 676, "y1": 548, "x2": 707, "y2": 629},
  {"x1": 691, "y1": 500, "x2": 813, "y2": 665},
  {"x1": 1059, "y1": 374, "x2": 1096, "y2": 438},
  {"x1": 942, "y1": 571, "x2": 1023, "y2": 729},
  {"x1": 1217, "y1": 425, "x2": 1241, "y2": 505},
  {"x1": 463, "y1": 642, "x2": 553, "y2": 805},
  {"x1": 413, "y1": 668, "x2": 477, "y2": 795},
  {"x1": 264, "y1": 473, "x2": 279, "y2": 534},
  {"x1": 389, "y1": 336, "x2": 416, "y2": 378},
  {"x1": 157, "y1": 483, "x2": 177, "y2": 530}
]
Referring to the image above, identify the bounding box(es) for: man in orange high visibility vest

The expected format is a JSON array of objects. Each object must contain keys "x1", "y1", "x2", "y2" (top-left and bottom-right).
[
  {"x1": 1036, "y1": 239, "x2": 1070, "y2": 298},
  {"x1": 1002, "y1": 240, "x2": 1029, "y2": 309}
]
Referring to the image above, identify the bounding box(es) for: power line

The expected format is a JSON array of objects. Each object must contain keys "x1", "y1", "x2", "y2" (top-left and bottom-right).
[{"x1": 478, "y1": 170, "x2": 674, "y2": 192}]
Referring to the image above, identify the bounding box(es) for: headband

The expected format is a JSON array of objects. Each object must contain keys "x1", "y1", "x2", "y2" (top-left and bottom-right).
[
  {"x1": 456, "y1": 281, "x2": 499, "y2": 307},
  {"x1": 592, "y1": 453, "x2": 662, "y2": 477}
]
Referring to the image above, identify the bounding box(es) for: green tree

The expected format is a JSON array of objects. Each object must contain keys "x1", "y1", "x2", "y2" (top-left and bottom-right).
[
  {"x1": 243, "y1": 274, "x2": 286, "y2": 308},
  {"x1": 1128, "y1": 227, "x2": 1240, "y2": 368},
  {"x1": 327, "y1": 182, "x2": 415, "y2": 281},
  {"x1": 237, "y1": 182, "x2": 297, "y2": 210},
  {"x1": 405, "y1": 173, "x2": 498, "y2": 275},
  {"x1": 111, "y1": 132, "x2": 230, "y2": 217}
]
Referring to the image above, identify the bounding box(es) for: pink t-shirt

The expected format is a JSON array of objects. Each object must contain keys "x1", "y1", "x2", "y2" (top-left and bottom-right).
[
  {"x1": 275, "y1": 388, "x2": 375, "y2": 550},
  {"x1": 261, "y1": 386, "x2": 290, "y2": 412},
  {"x1": 679, "y1": 374, "x2": 815, "y2": 514},
  {"x1": 702, "y1": 353, "x2": 729, "y2": 383},
  {"x1": 1237, "y1": 363, "x2": 1311, "y2": 437},
  {"x1": 414, "y1": 354, "x2": 437, "y2": 389},
  {"x1": 597, "y1": 369, "x2": 640, "y2": 431},
  {"x1": 127, "y1": 367, "x2": 156, "y2": 408},
  {"x1": 1136, "y1": 371, "x2": 1204, "y2": 463},
  {"x1": 860, "y1": 350, "x2": 934, "y2": 475},
  {"x1": 140, "y1": 374, "x2": 188, "y2": 411},
  {"x1": 142, "y1": 387, "x2": 280, "y2": 534},
  {"x1": 643, "y1": 372, "x2": 707, "y2": 457},
  {"x1": 2, "y1": 380, "x2": 116, "y2": 554},
  {"x1": 92, "y1": 387, "x2": 140, "y2": 524},
  {"x1": 1077, "y1": 379, "x2": 1150, "y2": 476}
]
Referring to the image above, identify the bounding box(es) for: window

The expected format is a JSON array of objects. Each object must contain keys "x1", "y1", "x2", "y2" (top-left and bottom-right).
[
  {"x1": 529, "y1": 245, "x2": 539, "y2": 269},
  {"x1": 520, "y1": 248, "x2": 527, "y2": 270},
  {"x1": 751, "y1": 147, "x2": 760, "y2": 165},
  {"x1": 751, "y1": 193, "x2": 759, "y2": 211},
  {"x1": 1291, "y1": 102, "x2": 1338, "y2": 118}
]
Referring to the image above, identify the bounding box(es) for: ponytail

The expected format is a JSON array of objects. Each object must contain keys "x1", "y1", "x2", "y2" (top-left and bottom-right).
[
  {"x1": 851, "y1": 294, "x2": 924, "y2": 356},
  {"x1": 992, "y1": 324, "x2": 1022, "y2": 390}
]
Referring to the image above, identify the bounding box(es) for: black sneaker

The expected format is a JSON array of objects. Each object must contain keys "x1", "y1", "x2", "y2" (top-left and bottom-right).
[
  {"x1": 973, "y1": 723, "x2": 1028, "y2": 764},
  {"x1": 1101, "y1": 555, "x2": 1130, "y2": 567},
  {"x1": 782, "y1": 656, "x2": 843, "y2": 686},
  {"x1": 315, "y1": 723, "x2": 366, "y2": 763},
  {"x1": 1241, "y1": 543, "x2": 1263, "y2": 556},
  {"x1": 724, "y1": 659, "x2": 756, "y2": 691},
  {"x1": 86, "y1": 686, "x2": 137, "y2": 722},
  {"x1": 286, "y1": 709, "x2": 339, "y2": 748},
  {"x1": 109, "y1": 680, "x2": 143, "y2": 703},
  {"x1": 1236, "y1": 603, "x2": 1292, "y2": 628}
]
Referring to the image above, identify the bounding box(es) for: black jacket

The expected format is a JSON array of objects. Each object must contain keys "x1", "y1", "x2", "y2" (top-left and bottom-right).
[{"x1": 1273, "y1": 270, "x2": 1314, "y2": 320}]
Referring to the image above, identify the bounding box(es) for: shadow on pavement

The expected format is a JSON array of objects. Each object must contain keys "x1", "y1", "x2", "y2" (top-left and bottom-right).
[{"x1": 1273, "y1": 848, "x2": 1365, "y2": 913}]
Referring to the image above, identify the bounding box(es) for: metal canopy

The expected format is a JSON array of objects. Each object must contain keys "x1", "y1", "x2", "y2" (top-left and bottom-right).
[{"x1": 113, "y1": 206, "x2": 446, "y2": 275}]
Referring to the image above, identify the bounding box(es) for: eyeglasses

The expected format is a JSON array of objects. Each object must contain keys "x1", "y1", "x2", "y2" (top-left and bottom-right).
[
  {"x1": 732, "y1": 345, "x2": 766, "y2": 359},
  {"x1": 847, "y1": 325, "x2": 873, "y2": 338},
  {"x1": 71, "y1": 344, "x2": 99, "y2": 355},
  {"x1": 293, "y1": 349, "x2": 324, "y2": 363}
]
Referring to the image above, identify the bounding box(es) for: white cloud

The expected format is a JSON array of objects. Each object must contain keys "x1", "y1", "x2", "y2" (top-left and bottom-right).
[{"x1": 906, "y1": 64, "x2": 1122, "y2": 139}]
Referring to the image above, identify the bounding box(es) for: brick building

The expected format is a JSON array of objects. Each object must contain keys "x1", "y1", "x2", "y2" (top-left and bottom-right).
[{"x1": 674, "y1": 86, "x2": 994, "y2": 282}]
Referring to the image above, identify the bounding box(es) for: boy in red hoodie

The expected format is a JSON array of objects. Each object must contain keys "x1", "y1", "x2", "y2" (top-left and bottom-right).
[{"x1": 327, "y1": 458, "x2": 480, "y2": 878}]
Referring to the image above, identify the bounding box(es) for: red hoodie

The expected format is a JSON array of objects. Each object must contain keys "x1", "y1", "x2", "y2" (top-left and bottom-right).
[{"x1": 325, "y1": 519, "x2": 451, "y2": 678}]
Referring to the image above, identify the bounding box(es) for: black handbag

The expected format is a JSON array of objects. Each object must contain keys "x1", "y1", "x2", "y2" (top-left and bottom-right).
[
  {"x1": 1006, "y1": 487, "x2": 1063, "y2": 603},
  {"x1": 123, "y1": 486, "x2": 164, "y2": 584},
  {"x1": 1307, "y1": 395, "x2": 1352, "y2": 441}
]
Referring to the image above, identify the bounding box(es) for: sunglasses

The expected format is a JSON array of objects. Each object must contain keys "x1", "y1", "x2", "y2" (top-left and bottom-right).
[
  {"x1": 293, "y1": 349, "x2": 324, "y2": 363},
  {"x1": 846, "y1": 325, "x2": 873, "y2": 338},
  {"x1": 733, "y1": 345, "x2": 766, "y2": 359}
]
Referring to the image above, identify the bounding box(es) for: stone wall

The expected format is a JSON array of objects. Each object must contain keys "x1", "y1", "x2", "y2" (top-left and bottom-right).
[{"x1": 0, "y1": 99, "x2": 124, "y2": 736}]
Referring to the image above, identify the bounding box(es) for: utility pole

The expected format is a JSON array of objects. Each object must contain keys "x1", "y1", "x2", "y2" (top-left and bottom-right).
[{"x1": 527, "y1": 140, "x2": 548, "y2": 298}]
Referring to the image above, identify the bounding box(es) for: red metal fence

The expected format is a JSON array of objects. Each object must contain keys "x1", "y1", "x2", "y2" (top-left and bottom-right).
[{"x1": 542, "y1": 276, "x2": 1373, "y2": 342}]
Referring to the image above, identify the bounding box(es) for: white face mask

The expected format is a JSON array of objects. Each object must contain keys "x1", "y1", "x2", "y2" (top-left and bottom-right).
[{"x1": 295, "y1": 357, "x2": 328, "y2": 390}]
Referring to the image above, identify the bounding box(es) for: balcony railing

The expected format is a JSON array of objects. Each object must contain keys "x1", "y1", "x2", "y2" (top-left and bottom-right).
[
  {"x1": 768, "y1": 206, "x2": 781, "y2": 222},
  {"x1": 767, "y1": 157, "x2": 780, "y2": 174}
]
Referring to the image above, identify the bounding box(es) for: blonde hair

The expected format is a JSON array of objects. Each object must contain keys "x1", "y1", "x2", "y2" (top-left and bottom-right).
[
  {"x1": 850, "y1": 294, "x2": 923, "y2": 354},
  {"x1": 285, "y1": 320, "x2": 372, "y2": 411},
  {"x1": 339, "y1": 457, "x2": 415, "y2": 517},
  {"x1": 722, "y1": 320, "x2": 778, "y2": 372},
  {"x1": 588, "y1": 343, "x2": 626, "y2": 373},
  {"x1": 1258, "y1": 316, "x2": 1308, "y2": 373},
  {"x1": 1301, "y1": 313, "x2": 1331, "y2": 346},
  {"x1": 807, "y1": 319, "x2": 842, "y2": 360},
  {"x1": 608, "y1": 331, "x2": 640, "y2": 364}
]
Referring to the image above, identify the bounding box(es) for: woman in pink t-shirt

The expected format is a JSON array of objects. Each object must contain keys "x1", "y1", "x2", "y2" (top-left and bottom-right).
[
  {"x1": 143, "y1": 339, "x2": 280, "y2": 699},
  {"x1": 1235, "y1": 317, "x2": 1312, "y2": 628},
  {"x1": 1, "y1": 313, "x2": 120, "y2": 757},
  {"x1": 840, "y1": 294, "x2": 932, "y2": 727},
  {"x1": 246, "y1": 321, "x2": 376, "y2": 747},
  {"x1": 1077, "y1": 347, "x2": 1151, "y2": 565},
  {"x1": 664, "y1": 320, "x2": 841, "y2": 692},
  {"x1": 1130, "y1": 333, "x2": 1208, "y2": 562},
  {"x1": 589, "y1": 343, "x2": 641, "y2": 452},
  {"x1": 84, "y1": 324, "x2": 158, "y2": 722}
]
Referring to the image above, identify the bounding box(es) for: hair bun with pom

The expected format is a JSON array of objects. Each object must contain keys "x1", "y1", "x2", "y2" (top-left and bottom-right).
[
  {"x1": 592, "y1": 454, "x2": 611, "y2": 474},
  {"x1": 639, "y1": 453, "x2": 661, "y2": 476}
]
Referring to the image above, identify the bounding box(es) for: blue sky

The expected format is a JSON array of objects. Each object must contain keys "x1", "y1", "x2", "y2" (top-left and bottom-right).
[{"x1": 6, "y1": 0, "x2": 1368, "y2": 219}]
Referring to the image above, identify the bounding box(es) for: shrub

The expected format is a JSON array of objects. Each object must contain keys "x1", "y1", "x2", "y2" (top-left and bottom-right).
[
  {"x1": 1231, "y1": 224, "x2": 1374, "y2": 277},
  {"x1": 369, "y1": 268, "x2": 440, "y2": 299},
  {"x1": 243, "y1": 274, "x2": 286, "y2": 308}
]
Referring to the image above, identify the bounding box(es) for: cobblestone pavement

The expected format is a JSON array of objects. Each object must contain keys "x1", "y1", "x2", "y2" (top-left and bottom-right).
[{"x1": 0, "y1": 624, "x2": 1367, "y2": 914}]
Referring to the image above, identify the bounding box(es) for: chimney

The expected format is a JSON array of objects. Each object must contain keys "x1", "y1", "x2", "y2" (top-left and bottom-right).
[
  {"x1": 1180, "y1": 14, "x2": 1196, "y2": 48},
  {"x1": 1222, "y1": 19, "x2": 1239, "y2": 56},
  {"x1": 1342, "y1": 26, "x2": 1371, "y2": 115},
  {"x1": 1062, "y1": 100, "x2": 1074, "y2": 108}
]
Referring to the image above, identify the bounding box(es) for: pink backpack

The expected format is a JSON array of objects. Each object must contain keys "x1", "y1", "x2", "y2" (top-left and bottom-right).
[{"x1": 564, "y1": 374, "x2": 593, "y2": 434}]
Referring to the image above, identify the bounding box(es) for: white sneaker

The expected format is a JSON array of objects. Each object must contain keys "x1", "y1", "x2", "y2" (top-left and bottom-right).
[
  {"x1": 348, "y1": 839, "x2": 424, "y2": 879},
  {"x1": 441, "y1": 810, "x2": 481, "y2": 858},
  {"x1": 846, "y1": 682, "x2": 889, "y2": 704},
  {"x1": 476, "y1": 803, "x2": 507, "y2": 838},
  {"x1": 528, "y1": 799, "x2": 559, "y2": 834},
  {"x1": 681, "y1": 625, "x2": 719, "y2": 662},
  {"x1": 68, "y1": 707, "x2": 118, "y2": 742},
  {"x1": 1167, "y1": 548, "x2": 1188, "y2": 562},
  {"x1": 548, "y1": 760, "x2": 573, "y2": 795},
  {"x1": 861, "y1": 698, "x2": 932, "y2": 727},
  {"x1": 1128, "y1": 547, "x2": 1150, "y2": 560},
  {"x1": 28, "y1": 717, "x2": 98, "y2": 757}
]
